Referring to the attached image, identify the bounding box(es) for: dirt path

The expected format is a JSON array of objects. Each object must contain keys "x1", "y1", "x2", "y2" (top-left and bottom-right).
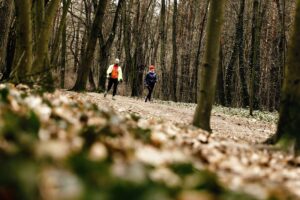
[
  {"x1": 71, "y1": 92, "x2": 275, "y2": 144},
  {"x1": 63, "y1": 91, "x2": 300, "y2": 199}
]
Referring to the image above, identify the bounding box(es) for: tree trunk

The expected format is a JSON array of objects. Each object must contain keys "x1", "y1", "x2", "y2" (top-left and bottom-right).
[
  {"x1": 13, "y1": 0, "x2": 33, "y2": 81},
  {"x1": 225, "y1": 0, "x2": 249, "y2": 107},
  {"x1": 31, "y1": 0, "x2": 60, "y2": 88},
  {"x1": 60, "y1": 0, "x2": 67, "y2": 89},
  {"x1": 170, "y1": 0, "x2": 178, "y2": 102},
  {"x1": 275, "y1": 0, "x2": 286, "y2": 110},
  {"x1": 89, "y1": 68, "x2": 96, "y2": 91},
  {"x1": 268, "y1": 0, "x2": 300, "y2": 154},
  {"x1": 0, "y1": 0, "x2": 14, "y2": 74},
  {"x1": 33, "y1": 0, "x2": 45, "y2": 44},
  {"x1": 193, "y1": 0, "x2": 225, "y2": 131},
  {"x1": 73, "y1": 0, "x2": 109, "y2": 91},
  {"x1": 51, "y1": 0, "x2": 72, "y2": 67},
  {"x1": 131, "y1": 0, "x2": 152, "y2": 97},
  {"x1": 160, "y1": 0, "x2": 168, "y2": 100},
  {"x1": 123, "y1": 0, "x2": 133, "y2": 83},
  {"x1": 1, "y1": 22, "x2": 16, "y2": 81},
  {"x1": 216, "y1": 43, "x2": 225, "y2": 106},
  {"x1": 225, "y1": 43, "x2": 237, "y2": 106},
  {"x1": 237, "y1": 0, "x2": 249, "y2": 107},
  {"x1": 249, "y1": 0, "x2": 261, "y2": 115},
  {"x1": 192, "y1": 0, "x2": 210, "y2": 103}
]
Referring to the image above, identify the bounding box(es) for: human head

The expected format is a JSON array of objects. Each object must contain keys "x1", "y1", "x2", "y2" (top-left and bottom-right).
[
  {"x1": 149, "y1": 65, "x2": 155, "y2": 71},
  {"x1": 115, "y1": 58, "x2": 120, "y2": 64}
]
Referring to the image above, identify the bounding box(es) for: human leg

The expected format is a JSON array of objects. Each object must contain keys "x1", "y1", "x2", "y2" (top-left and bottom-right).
[
  {"x1": 104, "y1": 78, "x2": 113, "y2": 97},
  {"x1": 112, "y1": 79, "x2": 119, "y2": 96},
  {"x1": 148, "y1": 85, "x2": 154, "y2": 101}
]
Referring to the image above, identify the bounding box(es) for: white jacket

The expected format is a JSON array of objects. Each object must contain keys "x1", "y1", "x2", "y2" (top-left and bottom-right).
[{"x1": 106, "y1": 65, "x2": 123, "y2": 81}]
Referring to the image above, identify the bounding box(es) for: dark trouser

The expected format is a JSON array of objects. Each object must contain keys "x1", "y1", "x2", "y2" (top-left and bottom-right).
[
  {"x1": 145, "y1": 84, "x2": 155, "y2": 102},
  {"x1": 107, "y1": 78, "x2": 119, "y2": 96}
]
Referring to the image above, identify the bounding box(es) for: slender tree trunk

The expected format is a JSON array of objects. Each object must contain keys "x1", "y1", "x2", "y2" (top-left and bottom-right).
[
  {"x1": 60, "y1": 0, "x2": 68, "y2": 89},
  {"x1": 72, "y1": 9, "x2": 83, "y2": 73},
  {"x1": 0, "y1": 0, "x2": 14, "y2": 74},
  {"x1": 123, "y1": 0, "x2": 133, "y2": 83},
  {"x1": 267, "y1": 0, "x2": 300, "y2": 154},
  {"x1": 1, "y1": 23, "x2": 16, "y2": 81},
  {"x1": 225, "y1": 44, "x2": 237, "y2": 106},
  {"x1": 237, "y1": 0, "x2": 249, "y2": 107},
  {"x1": 225, "y1": 0, "x2": 248, "y2": 107},
  {"x1": 160, "y1": 0, "x2": 168, "y2": 100},
  {"x1": 192, "y1": 0, "x2": 210, "y2": 103},
  {"x1": 216, "y1": 43, "x2": 225, "y2": 106},
  {"x1": 170, "y1": 0, "x2": 178, "y2": 102},
  {"x1": 73, "y1": 0, "x2": 109, "y2": 91},
  {"x1": 193, "y1": 0, "x2": 225, "y2": 131},
  {"x1": 51, "y1": 0, "x2": 72, "y2": 67},
  {"x1": 249, "y1": 0, "x2": 261, "y2": 115},
  {"x1": 130, "y1": 1, "x2": 141, "y2": 97},
  {"x1": 275, "y1": 0, "x2": 286, "y2": 110},
  {"x1": 131, "y1": 0, "x2": 152, "y2": 97}
]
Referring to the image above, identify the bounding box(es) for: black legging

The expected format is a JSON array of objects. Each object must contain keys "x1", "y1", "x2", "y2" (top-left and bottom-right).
[
  {"x1": 107, "y1": 78, "x2": 119, "y2": 96},
  {"x1": 145, "y1": 85, "x2": 155, "y2": 102}
]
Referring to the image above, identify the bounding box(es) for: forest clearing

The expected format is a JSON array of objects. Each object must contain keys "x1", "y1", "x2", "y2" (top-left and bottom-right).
[{"x1": 1, "y1": 0, "x2": 300, "y2": 199}]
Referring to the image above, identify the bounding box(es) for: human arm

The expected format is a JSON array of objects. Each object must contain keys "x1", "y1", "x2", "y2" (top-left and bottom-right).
[
  {"x1": 144, "y1": 73, "x2": 149, "y2": 86},
  {"x1": 106, "y1": 65, "x2": 113, "y2": 78},
  {"x1": 118, "y1": 66, "x2": 123, "y2": 82}
]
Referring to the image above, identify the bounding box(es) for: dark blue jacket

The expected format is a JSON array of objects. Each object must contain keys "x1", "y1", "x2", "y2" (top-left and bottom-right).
[{"x1": 144, "y1": 72, "x2": 157, "y2": 87}]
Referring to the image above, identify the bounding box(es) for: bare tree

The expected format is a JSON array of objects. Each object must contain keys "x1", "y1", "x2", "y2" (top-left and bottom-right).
[
  {"x1": 160, "y1": 0, "x2": 168, "y2": 100},
  {"x1": 193, "y1": 0, "x2": 225, "y2": 131},
  {"x1": 73, "y1": 0, "x2": 109, "y2": 91}
]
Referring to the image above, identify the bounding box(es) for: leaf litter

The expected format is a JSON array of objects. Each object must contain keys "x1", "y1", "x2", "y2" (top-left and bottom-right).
[{"x1": 0, "y1": 84, "x2": 299, "y2": 200}]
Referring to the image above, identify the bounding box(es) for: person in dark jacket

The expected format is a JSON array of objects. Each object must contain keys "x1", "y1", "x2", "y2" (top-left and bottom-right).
[{"x1": 144, "y1": 65, "x2": 157, "y2": 102}]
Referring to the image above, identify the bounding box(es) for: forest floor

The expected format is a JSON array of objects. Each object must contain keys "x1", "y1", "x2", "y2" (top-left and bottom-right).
[
  {"x1": 1, "y1": 84, "x2": 300, "y2": 200},
  {"x1": 64, "y1": 91, "x2": 300, "y2": 199}
]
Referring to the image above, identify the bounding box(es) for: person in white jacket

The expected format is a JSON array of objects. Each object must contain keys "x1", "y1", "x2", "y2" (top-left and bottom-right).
[{"x1": 104, "y1": 58, "x2": 123, "y2": 100}]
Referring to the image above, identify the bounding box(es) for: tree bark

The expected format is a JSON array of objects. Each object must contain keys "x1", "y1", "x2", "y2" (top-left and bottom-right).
[
  {"x1": 275, "y1": 0, "x2": 286, "y2": 110},
  {"x1": 170, "y1": 0, "x2": 178, "y2": 102},
  {"x1": 89, "y1": 68, "x2": 96, "y2": 91},
  {"x1": 160, "y1": 0, "x2": 168, "y2": 100},
  {"x1": 33, "y1": 0, "x2": 60, "y2": 70},
  {"x1": 13, "y1": 0, "x2": 33, "y2": 81},
  {"x1": 0, "y1": 0, "x2": 14, "y2": 74},
  {"x1": 60, "y1": 0, "x2": 68, "y2": 89},
  {"x1": 51, "y1": 0, "x2": 72, "y2": 67},
  {"x1": 1, "y1": 23, "x2": 16, "y2": 81},
  {"x1": 131, "y1": 0, "x2": 153, "y2": 97},
  {"x1": 34, "y1": 0, "x2": 45, "y2": 43},
  {"x1": 192, "y1": 0, "x2": 209, "y2": 103},
  {"x1": 225, "y1": 0, "x2": 249, "y2": 107},
  {"x1": 216, "y1": 43, "x2": 225, "y2": 106},
  {"x1": 237, "y1": 0, "x2": 249, "y2": 107},
  {"x1": 249, "y1": 0, "x2": 261, "y2": 115},
  {"x1": 268, "y1": 0, "x2": 300, "y2": 154},
  {"x1": 193, "y1": 0, "x2": 225, "y2": 131}
]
